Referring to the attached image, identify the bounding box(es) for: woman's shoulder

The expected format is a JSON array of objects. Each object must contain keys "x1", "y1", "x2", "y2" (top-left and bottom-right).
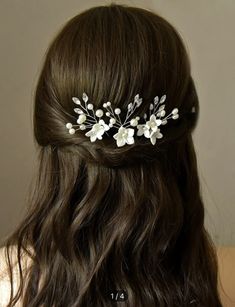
[
  {"x1": 0, "y1": 245, "x2": 32, "y2": 306},
  {"x1": 217, "y1": 246, "x2": 235, "y2": 306}
]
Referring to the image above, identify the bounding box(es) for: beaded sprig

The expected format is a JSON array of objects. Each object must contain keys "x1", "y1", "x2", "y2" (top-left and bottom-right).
[{"x1": 65, "y1": 93, "x2": 179, "y2": 147}]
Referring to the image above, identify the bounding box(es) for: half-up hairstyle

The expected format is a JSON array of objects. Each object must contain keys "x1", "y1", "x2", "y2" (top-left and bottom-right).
[{"x1": 1, "y1": 3, "x2": 222, "y2": 306}]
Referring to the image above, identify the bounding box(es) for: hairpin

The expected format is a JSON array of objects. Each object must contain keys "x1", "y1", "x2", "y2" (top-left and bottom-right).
[{"x1": 65, "y1": 93, "x2": 180, "y2": 147}]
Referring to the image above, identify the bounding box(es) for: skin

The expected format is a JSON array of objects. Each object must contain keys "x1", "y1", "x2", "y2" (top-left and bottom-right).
[{"x1": 217, "y1": 246, "x2": 235, "y2": 307}]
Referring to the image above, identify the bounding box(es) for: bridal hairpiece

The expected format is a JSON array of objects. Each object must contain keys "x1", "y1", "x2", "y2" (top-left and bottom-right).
[{"x1": 65, "y1": 93, "x2": 180, "y2": 147}]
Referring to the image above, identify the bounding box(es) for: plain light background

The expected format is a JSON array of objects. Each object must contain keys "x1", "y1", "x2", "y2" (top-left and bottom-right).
[{"x1": 0, "y1": 0, "x2": 234, "y2": 246}]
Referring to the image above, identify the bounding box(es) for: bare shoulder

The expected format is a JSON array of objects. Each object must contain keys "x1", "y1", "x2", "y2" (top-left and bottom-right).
[
  {"x1": 217, "y1": 246, "x2": 235, "y2": 307},
  {"x1": 0, "y1": 245, "x2": 33, "y2": 306}
]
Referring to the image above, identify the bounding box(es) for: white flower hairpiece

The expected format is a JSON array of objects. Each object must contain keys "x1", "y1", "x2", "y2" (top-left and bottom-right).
[{"x1": 65, "y1": 93, "x2": 180, "y2": 147}]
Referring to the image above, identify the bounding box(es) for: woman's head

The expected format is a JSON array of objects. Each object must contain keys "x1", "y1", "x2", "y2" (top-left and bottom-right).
[
  {"x1": 34, "y1": 3, "x2": 198, "y2": 167},
  {"x1": 2, "y1": 3, "x2": 222, "y2": 307}
]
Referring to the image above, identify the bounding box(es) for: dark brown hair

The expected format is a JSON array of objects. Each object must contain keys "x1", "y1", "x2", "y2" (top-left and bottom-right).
[{"x1": 1, "y1": 3, "x2": 223, "y2": 306}]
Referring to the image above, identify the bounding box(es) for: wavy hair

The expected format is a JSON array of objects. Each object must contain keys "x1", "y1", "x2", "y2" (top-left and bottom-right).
[{"x1": 1, "y1": 3, "x2": 222, "y2": 306}]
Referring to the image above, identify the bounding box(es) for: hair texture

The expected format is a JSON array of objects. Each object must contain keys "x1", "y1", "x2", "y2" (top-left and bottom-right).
[{"x1": 1, "y1": 3, "x2": 223, "y2": 307}]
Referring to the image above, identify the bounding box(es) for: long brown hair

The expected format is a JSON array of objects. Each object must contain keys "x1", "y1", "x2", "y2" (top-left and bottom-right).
[{"x1": 1, "y1": 3, "x2": 222, "y2": 306}]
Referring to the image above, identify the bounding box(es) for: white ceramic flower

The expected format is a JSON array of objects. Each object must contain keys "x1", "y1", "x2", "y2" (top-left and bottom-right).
[
  {"x1": 136, "y1": 124, "x2": 151, "y2": 138},
  {"x1": 67, "y1": 93, "x2": 180, "y2": 147},
  {"x1": 113, "y1": 126, "x2": 135, "y2": 147},
  {"x1": 146, "y1": 114, "x2": 162, "y2": 131},
  {"x1": 137, "y1": 114, "x2": 162, "y2": 138},
  {"x1": 85, "y1": 119, "x2": 110, "y2": 142}
]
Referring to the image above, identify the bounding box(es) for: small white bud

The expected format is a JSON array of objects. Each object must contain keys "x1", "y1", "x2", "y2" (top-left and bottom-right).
[
  {"x1": 134, "y1": 94, "x2": 139, "y2": 102},
  {"x1": 160, "y1": 95, "x2": 166, "y2": 103},
  {"x1": 137, "y1": 98, "x2": 143, "y2": 107},
  {"x1": 77, "y1": 114, "x2": 86, "y2": 124},
  {"x1": 72, "y1": 97, "x2": 80, "y2": 104},
  {"x1": 159, "y1": 105, "x2": 165, "y2": 111},
  {"x1": 82, "y1": 92, "x2": 88, "y2": 102},
  {"x1": 128, "y1": 103, "x2": 133, "y2": 110},
  {"x1": 66, "y1": 123, "x2": 73, "y2": 129},
  {"x1": 74, "y1": 108, "x2": 83, "y2": 114},
  {"x1": 172, "y1": 108, "x2": 178, "y2": 115},
  {"x1": 160, "y1": 110, "x2": 166, "y2": 117},
  {"x1": 154, "y1": 96, "x2": 159, "y2": 104},
  {"x1": 172, "y1": 114, "x2": 179, "y2": 119}
]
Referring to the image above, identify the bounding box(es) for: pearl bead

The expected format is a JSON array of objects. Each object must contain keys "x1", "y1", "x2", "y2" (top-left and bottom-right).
[
  {"x1": 106, "y1": 112, "x2": 110, "y2": 116},
  {"x1": 80, "y1": 124, "x2": 86, "y2": 130},
  {"x1": 172, "y1": 108, "x2": 178, "y2": 115},
  {"x1": 95, "y1": 109, "x2": 104, "y2": 117},
  {"x1": 103, "y1": 103, "x2": 107, "y2": 108},
  {"x1": 66, "y1": 123, "x2": 73, "y2": 129},
  {"x1": 114, "y1": 108, "x2": 121, "y2": 115},
  {"x1": 106, "y1": 101, "x2": 111, "y2": 106},
  {"x1": 110, "y1": 118, "x2": 116, "y2": 124},
  {"x1": 130, "y1": 119, "x2": 138, "y2": 127},
  {"x1": 172, "y1": 114, "x2": 179, "y2": 119},
  {"x1": 69, "y1": 128, "x2": 75, "y2": 134},
  {"x1": 87, "y1": 103, "x2": 93, "y2": 110}
]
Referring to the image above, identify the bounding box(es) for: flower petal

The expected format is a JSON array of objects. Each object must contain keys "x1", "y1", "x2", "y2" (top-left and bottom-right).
[
  {"x1": 85, "y1": 130, "x2": 93, "y2": 137},
  {"x1": 150, "y1": 136, "x2": 156, "y2": 145},
  {"x1": 144, "y1": 129, "x2": 150, "y2": 138},
  {"x1": 156, "y1": 132, "x2": 163, "y2": 139},
  {"x1": 156, "y1": 119, "x2": 162, "y2": 126},
  {"x1": 137, "y1": 128, "x2": 144, "y2": 136},
  {"x1": 127, "y1": 128, "x2": 134, "y2": 137},
  {"x1": 113, "y1": 132, "x2": 119, "y2": 140},
  {"x1": 126, "y1": 136, "x2": 134, "y2": 145},
  {"x1": 90, "y1": 135, "x2": 97, "y2": 142},
  {"x1": 117, "y1": 137, "x2": 125, "y2": 147}
]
